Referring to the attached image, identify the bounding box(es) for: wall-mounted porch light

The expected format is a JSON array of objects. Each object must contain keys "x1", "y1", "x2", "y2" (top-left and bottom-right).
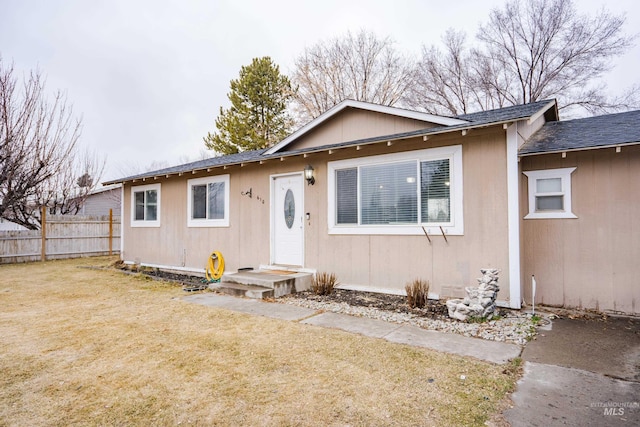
[{"x1": 304, "y1": 165, "x2": 315, "y2": 185}]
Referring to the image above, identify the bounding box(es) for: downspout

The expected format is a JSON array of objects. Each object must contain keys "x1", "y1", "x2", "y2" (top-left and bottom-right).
[
  {"x1": 120, "y1": 184, "x2": 125, "y2": 259},
  {"x1": 506, "y1": 123, "x2": 522, "y2": 309}
]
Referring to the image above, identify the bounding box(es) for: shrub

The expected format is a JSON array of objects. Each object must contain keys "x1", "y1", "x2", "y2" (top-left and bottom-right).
[
  {"x1": 405, "y1": 279, "x2": 430, "y2": 308},
  {"x1": 312, "y1": 272, "x2": 338, "y2": 296}
]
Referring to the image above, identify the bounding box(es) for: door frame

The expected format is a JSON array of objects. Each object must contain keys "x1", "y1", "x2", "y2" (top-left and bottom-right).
[{"x1": 269, "y1": 171, "x2": 305, "y2": 267}]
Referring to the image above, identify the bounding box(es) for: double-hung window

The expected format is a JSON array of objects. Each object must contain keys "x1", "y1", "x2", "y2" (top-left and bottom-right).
[
  {"x1": 131, "y1": 183, "x2": 161, "y2": 227},
  {"x1": 187, "y1": 175, "x2": 230, "y2": 227},
  {"x1": 328, "y1": 145, "x2": 463, "y2": 235},
  {"x1": 523, "y1": 168, "x2": 577, "y2": 219}
]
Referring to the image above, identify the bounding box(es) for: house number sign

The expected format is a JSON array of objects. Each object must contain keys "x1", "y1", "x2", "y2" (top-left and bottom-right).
[{"x1": 284, "y1": 189, "x2": 295, "y2": 229}]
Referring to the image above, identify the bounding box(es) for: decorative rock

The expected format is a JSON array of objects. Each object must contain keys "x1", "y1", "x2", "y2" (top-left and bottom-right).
[
  {"x1": 279, "y1": 283, "x2": 537, "y2": 345},
  {"x1": 446, "y1": 269, "x2": 500, "y2": 321}
]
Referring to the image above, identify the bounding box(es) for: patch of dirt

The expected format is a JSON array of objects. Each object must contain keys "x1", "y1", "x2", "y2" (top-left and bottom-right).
[
  {"x1": 286, "y1": 289, "x2": 450, "y2": 320},
  {"x1": 113, "y1": 262, "x2": 206, "y2": 288},
  {"x1": 114, "y1": 263, "x2": 451, "y2": 319},
  {"x1": 115, "y1": 264, "x2": 521, "y2": 321}
]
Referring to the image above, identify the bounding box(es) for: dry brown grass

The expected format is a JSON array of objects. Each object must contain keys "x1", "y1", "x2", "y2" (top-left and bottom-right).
[{"x1": 0, "y1": 257, "x2": 518, "y2": 426}]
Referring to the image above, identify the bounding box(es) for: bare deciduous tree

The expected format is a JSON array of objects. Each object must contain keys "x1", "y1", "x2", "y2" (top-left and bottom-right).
[
  {"x1": 405, "y1": 30, "x2": 502, "y2": 115},
  {"x1": 291, "y1": 30, "x2": 416, "y2": 124},
  {"x1": 42, "y1": 147, "x2": 105, "y2": 217},
  {"x1": 0, "y1": 58, "x2": 104, "y2": 229},
  {"x1": 408, "y1": 0, "x2": 637, "y2": 116}
]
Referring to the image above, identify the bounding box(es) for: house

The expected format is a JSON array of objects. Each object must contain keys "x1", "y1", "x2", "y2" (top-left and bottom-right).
[
  {"x1": 519, "y1": 110, "x2": 640, "y2": 314},
  {"x1": 0, "y1": 218, "x2": 26, "y2": 231},
  {"x1": 104, "y1": 99, "x2": 640, "y2": 315},
  {"x1": 77, "y1": 184, "x2": 122, "y2": 216}
]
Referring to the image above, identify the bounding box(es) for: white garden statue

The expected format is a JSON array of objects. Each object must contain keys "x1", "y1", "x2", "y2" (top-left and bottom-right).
[{"x1": 446, "y1": 269, "x2": 500, "y2": 321}]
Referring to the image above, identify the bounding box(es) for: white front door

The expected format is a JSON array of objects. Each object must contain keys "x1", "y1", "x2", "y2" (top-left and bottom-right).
[{"x1": 272, "y1": 173, "x2": 304, "y2": 266}]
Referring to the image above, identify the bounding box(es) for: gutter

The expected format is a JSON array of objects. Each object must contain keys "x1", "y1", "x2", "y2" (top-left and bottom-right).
[
  {"x1": 519, "y1": 140, "x2": 640, "y2": 157},
  {"x1": 104, "y1": 119, "x2": 528, "y2": 186}
]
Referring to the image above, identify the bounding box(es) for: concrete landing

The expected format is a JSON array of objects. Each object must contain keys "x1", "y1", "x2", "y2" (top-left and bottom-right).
[
  {"x1": 215, "y1": 270, "x2": 312, "y2": 298},
  {"x1": 182, "y1": 293, "x2": 522, "y2": 365},
  {"x1": 209, "y1": 281, "x2": 274, "y2": 299}
]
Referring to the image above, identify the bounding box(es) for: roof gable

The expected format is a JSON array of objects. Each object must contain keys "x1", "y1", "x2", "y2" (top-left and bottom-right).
[{"x1": 264, "y1": 99, "x2": 468, "y2": 155}]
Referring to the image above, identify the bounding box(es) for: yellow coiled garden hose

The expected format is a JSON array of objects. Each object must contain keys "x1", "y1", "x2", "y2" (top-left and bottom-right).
[{"x1": 205, "y1": 251, "x2": 225, "y2": 282}]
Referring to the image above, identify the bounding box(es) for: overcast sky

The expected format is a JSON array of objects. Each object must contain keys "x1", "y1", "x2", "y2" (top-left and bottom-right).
[{"x1": 1, "y1": 0, "x2": 638, "y2": 181}]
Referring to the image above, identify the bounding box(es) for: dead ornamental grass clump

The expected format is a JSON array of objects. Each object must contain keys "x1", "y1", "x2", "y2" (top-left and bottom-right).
[
  {"x1": 0, "y1": 257, "x2": 518, "y2": 426},
  {"x1": 311, "y1": 271, "x2": 338, "y2": 295},
  {"x1": 406, "y1": 278, "x2": 430, "y2": 308}
]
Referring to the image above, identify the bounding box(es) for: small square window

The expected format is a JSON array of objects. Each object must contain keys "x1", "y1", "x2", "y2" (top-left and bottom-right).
[{"x1": 523, "y1": 168, "x2": 577, "y2": 219}]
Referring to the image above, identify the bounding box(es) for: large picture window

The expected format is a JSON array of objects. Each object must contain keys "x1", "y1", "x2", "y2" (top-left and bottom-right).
[
  {"x1": 328, "y1": 146, "x2": 463, "y2": 235},
  {"x1": 187, "y1": 175, "x2": 230, "y2": 227},
  {"x1": 131, "y1": 183, "x2": 161, "y2": 227}
]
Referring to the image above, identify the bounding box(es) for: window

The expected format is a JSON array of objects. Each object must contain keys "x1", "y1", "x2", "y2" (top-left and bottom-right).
[
  {"x1": 131, "y1": 184, "x2": 161, "y2": 227},
  {"x1": 523, "y1": 168, "x2": 577, "y2": 219},
  {"x1": 328, "y1": 146, "x2": 463, "y2": 235},
  {"x1": 187, "y1": 175, "x2": 230, "y2": 227}
]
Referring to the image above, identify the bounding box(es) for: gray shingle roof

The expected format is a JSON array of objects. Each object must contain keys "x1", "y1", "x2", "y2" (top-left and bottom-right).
[
  {"x1": 519, "y1": 110, "x2": 640, "y2": 155},
  {"x1": 108, "y1": 148, "x2": 268, "y2": 184},
  {"x1": 104, "y1": 100, "x2": 559, "y2": 185},
  {"x1": 455, "y1": 99, "x2": 557, "y2": 123}
]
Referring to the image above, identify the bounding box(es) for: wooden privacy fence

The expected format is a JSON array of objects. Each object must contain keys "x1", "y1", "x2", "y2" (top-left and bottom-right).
[{"x1": 0, "y1": 209, "x2": 120, "y2": 264}]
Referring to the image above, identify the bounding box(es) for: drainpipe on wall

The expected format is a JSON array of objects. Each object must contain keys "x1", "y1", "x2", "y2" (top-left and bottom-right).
[{"x1": 506, "y1": 123, "x2": 522, "y2": 309}]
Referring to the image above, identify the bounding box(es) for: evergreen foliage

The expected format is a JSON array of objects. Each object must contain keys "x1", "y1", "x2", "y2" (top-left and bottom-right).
[{"x1": 204, "y1": 57, "x2": 294, "y2": 155}]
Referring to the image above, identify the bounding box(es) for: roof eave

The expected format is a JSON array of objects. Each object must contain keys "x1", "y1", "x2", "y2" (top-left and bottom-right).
[
  {"x1": 107, "y1": 101, "x2": 557, "y2": 186},
  {"x1": 519, "y1": 140, "x2": 640, "y2": 157},
  {"x1": 105, "y1": 117, "x2": 530, "y2": 186}
]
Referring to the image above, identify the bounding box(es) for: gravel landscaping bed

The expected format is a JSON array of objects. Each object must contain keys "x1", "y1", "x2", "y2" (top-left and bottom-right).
[
  {"x1": 122, "y1": 265, "x2": 538, "y2": 346},
  {"x1": 279, "y1": 289, "x2": 538, "y2": 345}
]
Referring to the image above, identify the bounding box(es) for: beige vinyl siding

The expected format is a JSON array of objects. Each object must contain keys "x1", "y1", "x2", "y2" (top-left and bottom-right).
[
  {"x1": 287, "y1": 108, "x2": 441, "y2": 152},
  {"x1": 520, "y1": 145, "x2": 640, "y2": 314},
  {"x1": 123, "y1": 167, "x2": 272, "y2": 272},
  {"x1": 303, "y1": 129, "x2": 511, "y2": 300},
  {"x1": 122, "y1": 127, "x2": 513, "y2": 303}
]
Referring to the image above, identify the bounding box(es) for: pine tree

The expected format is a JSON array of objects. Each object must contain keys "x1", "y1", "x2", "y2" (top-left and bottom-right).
[{"x1": 204, "y1": 57, "x2": 294, "y2": 155}]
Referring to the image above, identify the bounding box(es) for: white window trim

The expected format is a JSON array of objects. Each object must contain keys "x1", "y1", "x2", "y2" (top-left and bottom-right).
[
  {"x1": 187, "y1": 175, "x2": 230, "y2": 227},
  {"x1": 131, "y1": 183, "x2": 161, "y2": 228},
  {"x1": 327, "y1": 145, "x2": 464, "y2": 235},
  {"x1": 523, "y1": 167, "x2": 577, "y2": 219}
]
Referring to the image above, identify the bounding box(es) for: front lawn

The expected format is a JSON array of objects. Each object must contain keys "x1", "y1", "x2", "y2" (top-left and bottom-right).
[{"x1": 0, "y1": 257, "x2": 518, "y2": 426}]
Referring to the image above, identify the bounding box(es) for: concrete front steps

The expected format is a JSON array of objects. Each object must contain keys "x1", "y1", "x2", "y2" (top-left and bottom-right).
[{"x1": 209, "y1": 269, "x2": 313, "y2": 299}]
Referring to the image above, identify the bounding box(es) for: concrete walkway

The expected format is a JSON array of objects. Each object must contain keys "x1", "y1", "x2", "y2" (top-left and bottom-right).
[
  {"x1": 503, "y1": 316, "x2": 640, "y2": 426},
  {"x1": 183, "y1": 293, "x2": 521, "y2": 365},
  {"x1": 504, "y1": 362, "x2": 640, "y2": 426}
]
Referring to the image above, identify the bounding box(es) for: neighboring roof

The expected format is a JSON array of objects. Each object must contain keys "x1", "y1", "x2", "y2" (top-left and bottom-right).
[
  {"x1": 88, "y1": 183, "x2": 122, "y2": 195},
  {"x1": 264, "y1": 99, "x2": 468, "y2": 155},
  {"x1": 520, "y1": 109, "x2": 640, "y2": 156},
  {"x1": 104, "y1": 99, "x2": 558, "y2": 185}
]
